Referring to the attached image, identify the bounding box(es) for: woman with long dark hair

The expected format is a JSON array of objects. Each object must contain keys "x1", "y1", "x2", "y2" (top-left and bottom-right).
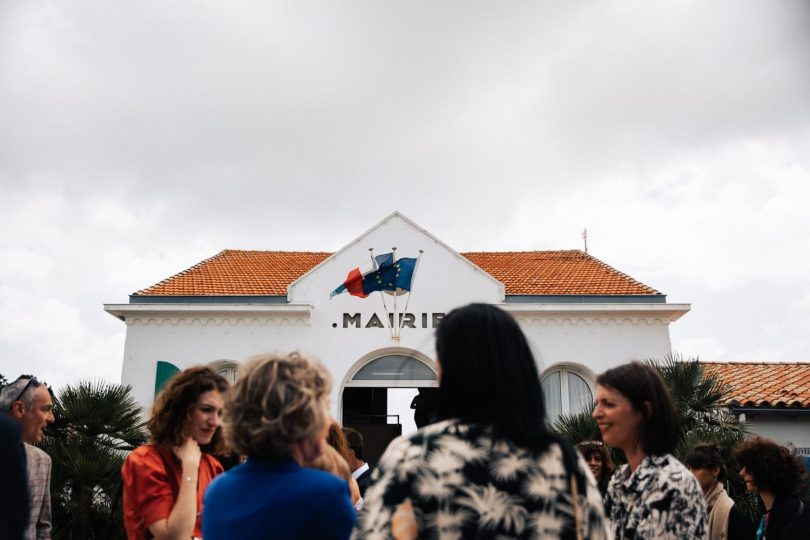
[
  {"x1": 685, "y1": 443, "x2": 754, "y2": 540},
  {"x1": 593, "y1": 362, "x2": 706, "y2": 539},
  {"x1": 354, "y1": 303, "x2": 609, "y2": 539},
  {"x1": 121, "y1": 366, "x2": 229, "y2": 540}
]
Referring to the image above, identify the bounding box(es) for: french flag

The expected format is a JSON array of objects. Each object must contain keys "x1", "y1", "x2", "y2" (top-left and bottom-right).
[{"x1": 330, "y1": 253, "x2": 393, "y2": 299}]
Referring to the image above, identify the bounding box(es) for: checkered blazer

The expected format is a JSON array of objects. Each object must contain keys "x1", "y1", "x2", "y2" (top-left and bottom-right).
[{"x1": 24, "y1": 444, "x2": 51, "y2": 540}]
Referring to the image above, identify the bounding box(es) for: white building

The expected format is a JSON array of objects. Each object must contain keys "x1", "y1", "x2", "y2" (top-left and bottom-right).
[{"x1": 105, "y1": 212, "x2": 690, "y2": 462}]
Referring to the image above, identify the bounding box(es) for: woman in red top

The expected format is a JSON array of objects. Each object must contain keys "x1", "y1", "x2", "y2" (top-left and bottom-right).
[{"x1": 121, "y1": 366, "x2": 229, "y2": 539}]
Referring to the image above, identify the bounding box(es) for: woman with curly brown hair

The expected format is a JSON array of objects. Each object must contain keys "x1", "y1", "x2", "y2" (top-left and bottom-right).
[
  {"x1": 734, "y1": 437, "x2": 810, "y2": 540},
  {"x1": 121, "y1": 365, "x2": 229, "y2": 540},
  {"x1": 202, "y1": 352, "x2": 355, "y2": 540},
  {"x1": 576, "y1": 440, "x2": 614, "y2": 497}
]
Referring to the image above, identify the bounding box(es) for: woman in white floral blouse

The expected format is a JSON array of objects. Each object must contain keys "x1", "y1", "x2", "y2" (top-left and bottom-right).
[
  {"x1": 594, "y1": 362, "x2": 707, "y2": 539},
  {"x1": 353, "y1": 303, "x2": 610, "y2": 540}
]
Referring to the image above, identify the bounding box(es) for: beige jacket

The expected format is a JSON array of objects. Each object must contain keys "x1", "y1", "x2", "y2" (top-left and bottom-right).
[{"x1": 24, "y1": 443, "x2": 52, "y2": 540}]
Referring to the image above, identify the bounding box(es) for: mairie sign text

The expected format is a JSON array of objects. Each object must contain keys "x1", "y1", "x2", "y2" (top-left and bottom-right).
[{"x1": 339, "y1": 312, "x2": 445, "y2": 329}]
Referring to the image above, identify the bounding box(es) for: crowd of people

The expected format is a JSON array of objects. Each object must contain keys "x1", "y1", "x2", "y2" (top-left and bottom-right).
[{"x1": 2, "y1": 302, "x2": 810, "y2": 539}]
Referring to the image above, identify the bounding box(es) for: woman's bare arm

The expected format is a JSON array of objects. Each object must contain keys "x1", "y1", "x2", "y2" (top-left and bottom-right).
[{"x1": 147, "y1": 438, "x2": 201, "y2": 540}]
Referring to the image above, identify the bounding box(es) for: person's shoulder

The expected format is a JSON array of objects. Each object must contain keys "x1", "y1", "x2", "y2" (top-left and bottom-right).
[
  {"x1": 375, "y1": 419, "x2": 461, "y2": 469},
  {"x1": 658, "y1": 454, "x2": 694, "y2": 478},
  {"x1": 644, "y1": 453, "x2": 687, "y2": 475},
  {"x1": 655, "y1": 454, "x2": 702, "y2": 494},
  {"x1": 404, "y1": 418, "x2": 473, "y2": 447},
  {"x1": 0, "y1": 414, "x2": 20, "y2": 436},
  {"x1": 128, "y1": 443, "x2": 159, "y2": 459},
  {"x1": 777, "y1": 496, "x2": 810, "y2": 536},
  {"x1": 123, "y1": 443, "x2": 165, "y2": 471},
  {"x1": 607, "y1": 462, "x2": 630, "y2": 487},
  {"x1": 203, "y1": 466, "x2": 233, "y2": 499},
  {"x1": 301, "y1": 465, "x2": 348, "y2": 489},
  {"x1": 24, "y1": 443, "x2": 51, "y2": 464}
]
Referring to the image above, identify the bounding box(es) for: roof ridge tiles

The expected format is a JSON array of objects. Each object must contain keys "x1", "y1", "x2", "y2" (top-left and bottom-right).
[{"x1": 578, "y1": 251, "x2": 659, "y2": 294}]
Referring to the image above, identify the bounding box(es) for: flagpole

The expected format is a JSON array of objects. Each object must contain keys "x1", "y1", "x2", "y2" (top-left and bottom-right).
[
  {"x1": 370, "y1": 248, "x2": 395, "y2": 340},
  {"x1": 398, "y1": 249, "x2": 423, "y2": 337},
  {"x1": 391, "y1": 247, "x2": 399, "y2": 341}
]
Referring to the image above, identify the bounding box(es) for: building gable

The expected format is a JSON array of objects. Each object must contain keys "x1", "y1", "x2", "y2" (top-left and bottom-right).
[{"x1": 287, "y1": 211, "x2": 505, "y2": 305}]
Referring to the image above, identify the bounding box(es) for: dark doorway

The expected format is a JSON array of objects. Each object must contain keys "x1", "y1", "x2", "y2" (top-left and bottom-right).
[
  {"x1": 341, "y1": 355, "x2": 438, "y2": 467},
  {"x1": 342, "y1": 387, "x2": 400, "y2": 467},
  {"x1": 342, "y1": 386, "x2": 440, "y2": 468}
]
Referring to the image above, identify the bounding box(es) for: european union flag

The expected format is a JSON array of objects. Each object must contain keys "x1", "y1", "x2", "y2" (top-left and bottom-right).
[
  {"x1": 374, "y1": 252, "x2": 394, "y2": 268},
  {"x1": 361, "y1": 257, "x2": 417, "y2": 294},
  {"x1": 393, "y1": 257, "x2": 416, "y2": 290}
]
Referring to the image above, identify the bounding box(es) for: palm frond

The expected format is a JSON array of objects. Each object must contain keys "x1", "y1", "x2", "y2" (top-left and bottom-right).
[
  {"x1": 551, "y1": 403, "x2": 599, "y2": 443},
  {"x1": 40, "y1": 380, "x2": 146, "y2": 539}
]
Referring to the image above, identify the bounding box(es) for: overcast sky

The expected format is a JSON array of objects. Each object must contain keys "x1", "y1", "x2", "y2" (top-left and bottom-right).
[{"x1": 2, "y1": 0, "x2": 809, "y2": 389}]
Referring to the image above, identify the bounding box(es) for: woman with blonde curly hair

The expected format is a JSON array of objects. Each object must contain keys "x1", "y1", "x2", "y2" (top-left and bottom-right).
[
  {"x1": 121, "y1": 365, "x2": 229, "y2": 540},
  {"x1": 202, "y1": 353, "x2": 355, "y2": 540}
]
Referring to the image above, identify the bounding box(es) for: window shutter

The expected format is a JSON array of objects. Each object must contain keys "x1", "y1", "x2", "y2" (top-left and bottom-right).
[{"x1": 154, "y1": 360, "x2": 180, "y2": 397}]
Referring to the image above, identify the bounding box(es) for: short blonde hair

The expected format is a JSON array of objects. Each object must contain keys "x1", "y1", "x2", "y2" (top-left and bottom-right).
[{"x1": 223, "y1": 352, "x2": 331, "y2": 459}]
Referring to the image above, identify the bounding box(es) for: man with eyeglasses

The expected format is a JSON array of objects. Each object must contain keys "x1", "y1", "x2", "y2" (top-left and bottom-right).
[{"x1": 0, "y1": 376, "x2": 55, "y2": 539}]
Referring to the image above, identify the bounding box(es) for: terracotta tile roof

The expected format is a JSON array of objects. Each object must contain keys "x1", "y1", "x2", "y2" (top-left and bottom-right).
[
  {"x1": 463, "y1": 251, "x2": 659, "y2": 295},
  {"x1": 702, "y1": 361, "x2": 810, "y2": 408},
  {"x1": 134, "y1": 249, "x2": 661, "y2": 297},
  {"x1": 135, "y1": 250, "x2": 331, "y2": 296}
]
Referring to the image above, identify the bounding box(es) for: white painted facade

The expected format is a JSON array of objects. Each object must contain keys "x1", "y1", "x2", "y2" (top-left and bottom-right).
[
  {"x1": 738, "y1": 415, "x2": 810, "y2": 454},
  {"x1": 105, "y1": 213, "x2": 689, "y2": 421}
]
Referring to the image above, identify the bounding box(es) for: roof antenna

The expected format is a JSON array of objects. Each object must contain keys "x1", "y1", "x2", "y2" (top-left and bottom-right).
[{"x1": 582, "y1": 228, "x2": 588, "y2": 254}]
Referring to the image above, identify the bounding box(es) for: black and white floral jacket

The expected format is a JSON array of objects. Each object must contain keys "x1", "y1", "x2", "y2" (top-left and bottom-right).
[
  {"x1": 604, "y1": 453, "x2": 707, "y2": 540},
  {"x1": 353, "y1": 419, "x2": 610, "y2": 540}
]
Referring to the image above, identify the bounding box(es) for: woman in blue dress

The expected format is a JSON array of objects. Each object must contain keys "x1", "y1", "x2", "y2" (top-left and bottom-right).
[{"x1": 203, "y1": 352, "x2": 355, "y2": 540}]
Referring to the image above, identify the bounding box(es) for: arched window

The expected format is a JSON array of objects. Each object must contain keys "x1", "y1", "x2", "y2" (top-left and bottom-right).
[
  {"x1": 541, "y1": 366, "x2": 594, "y2": 425},
  {"x1": 209, "y1": 360, "x2": 239, "y2": 384},
  {"x1": 351, "y1": 355, "x2": 436, "y2": 382}
]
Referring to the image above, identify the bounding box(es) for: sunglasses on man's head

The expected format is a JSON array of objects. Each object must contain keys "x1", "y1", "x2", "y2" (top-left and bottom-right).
[{"x1": 8, "y1": 376, "x2": 38, "y2": 410}]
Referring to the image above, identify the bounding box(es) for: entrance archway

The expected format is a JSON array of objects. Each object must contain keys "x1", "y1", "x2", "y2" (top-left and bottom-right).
[{"x1": 340, "y1": 349, "x2": 438, "y2": 467}]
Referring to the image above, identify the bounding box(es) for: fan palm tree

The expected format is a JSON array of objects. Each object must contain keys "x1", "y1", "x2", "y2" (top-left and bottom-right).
[
  {"x1": 551, "y1": 402, "x2": 600, "y2": 444},
  {"x1": 651, "y1": 353, "x2": 742, "y2": 455},
  {"x1": 41, "y1": 381, "x2": 147, "y2": 539}
]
